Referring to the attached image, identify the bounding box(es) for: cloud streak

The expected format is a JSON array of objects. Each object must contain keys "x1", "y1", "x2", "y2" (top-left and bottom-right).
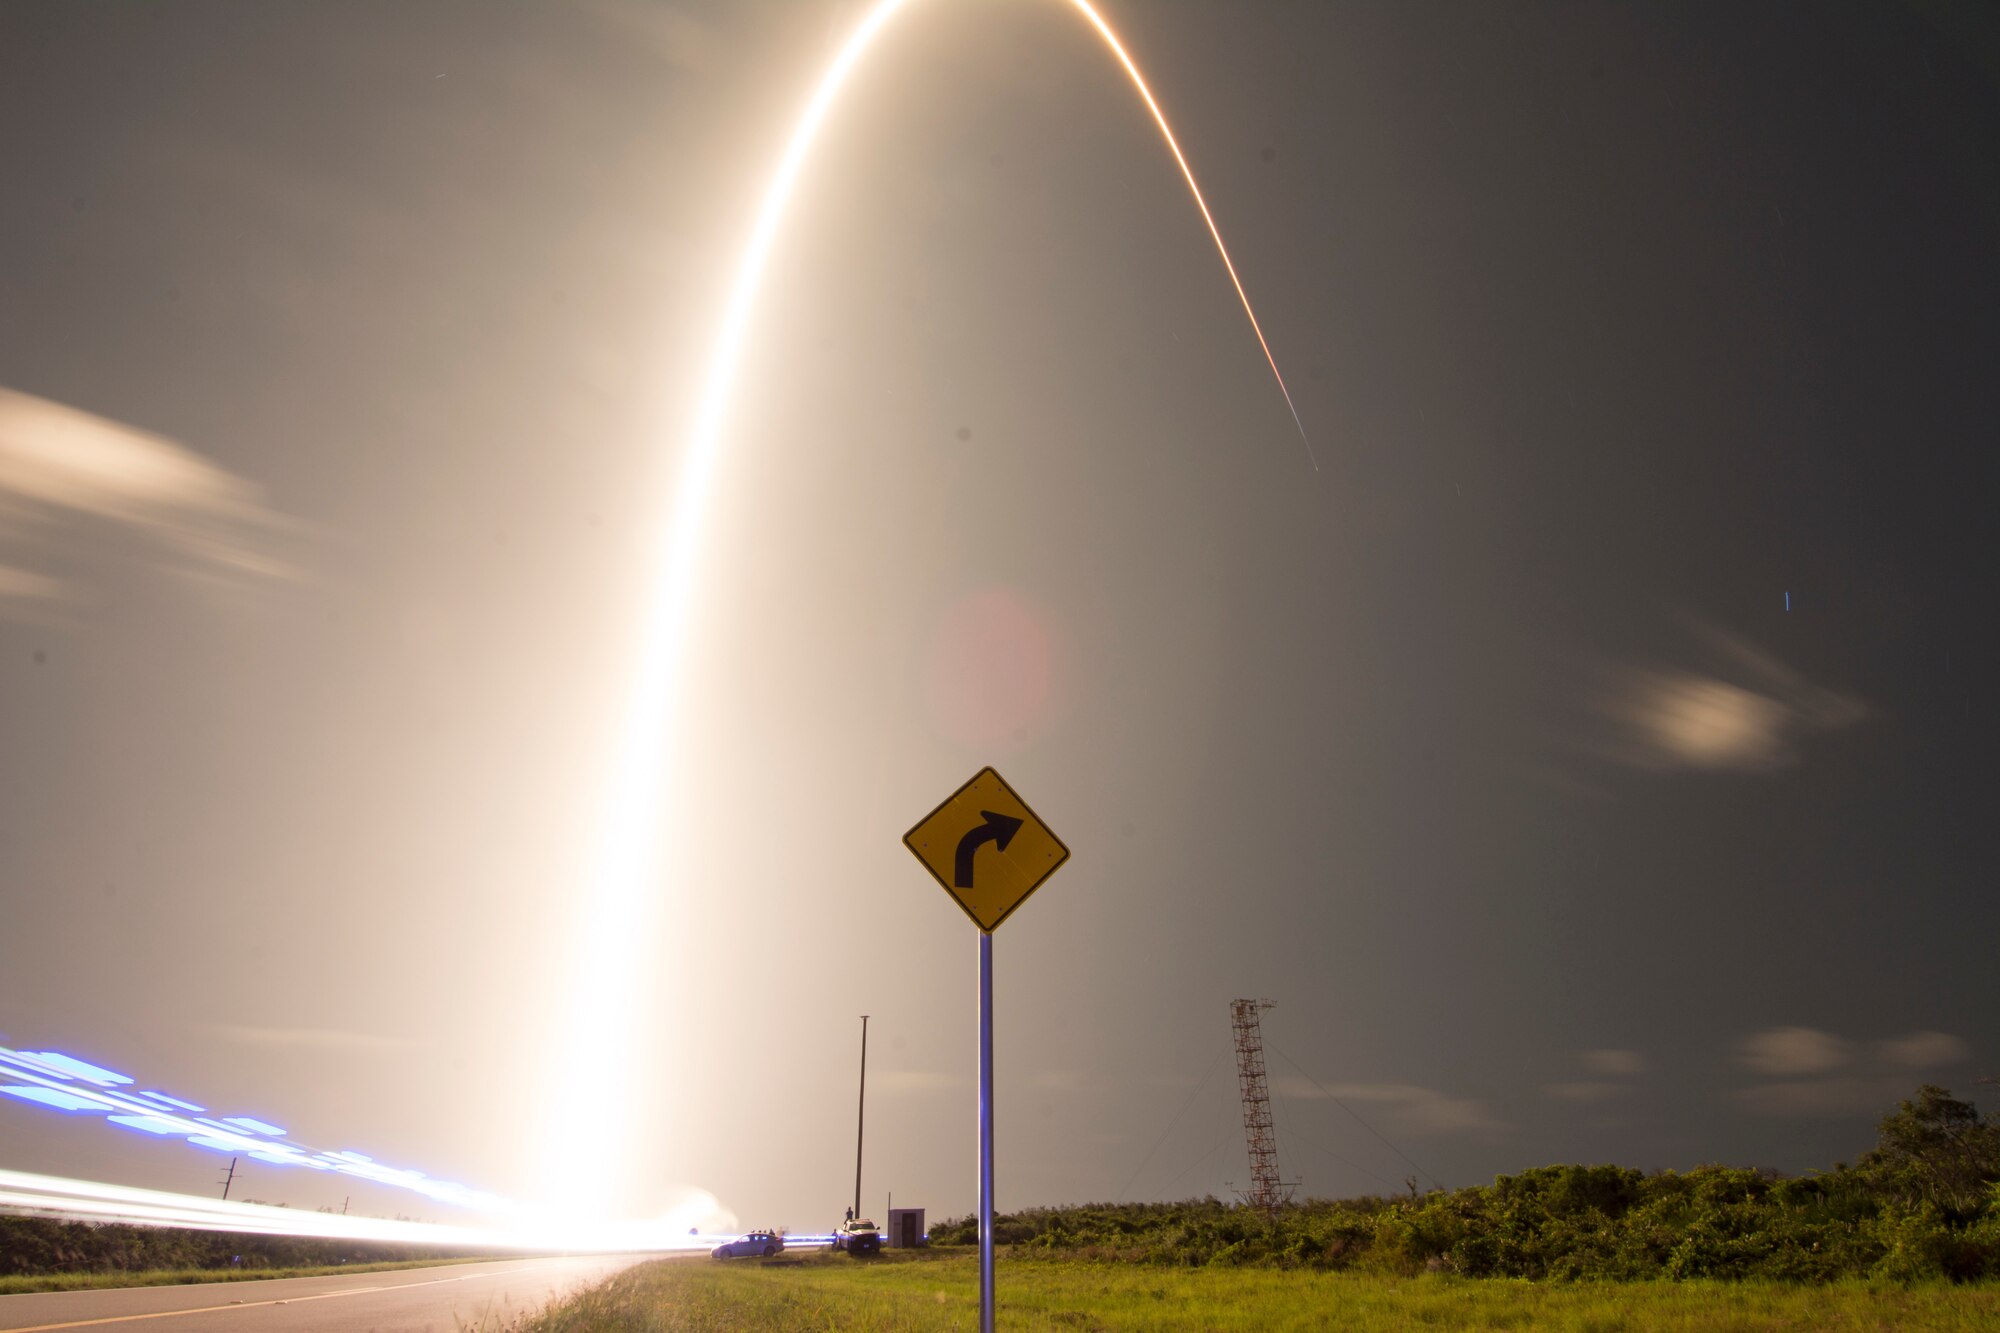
[
  {"x1": 1578, "y1": 622, "x2": 1864, "y2": 774},
  {"x1": 1878, "y1": 1031, "x2": 1971, "y2": 1070},
  {"x1": 1733, "y1": 1026, "x2": 1973, "y2": 1117},
  {"x1": 1544, "y1": 1047, "x2": 1648, "y2": 1104},
  {"x1": 1583, "y1": 1049, "x2": 1648, "y2": 1077},
  {"x1": 0, "y1": 563, "x2": 64, "y2": 611},
  {"x1": 207, "y1": 1025, "x2": 415, "y2": 1053},
  {"x1": 873, "y1": 1069, "x2": 964, "y2": 1095},
  {"x1": 1737, "y1": 1027, "x2": 1851, "y2": 1077},
  {"x1": 0, "y1": 386, "x2": 295, "y2": 612},
  {"x1": 1271, "y1": 1077, "x2": 1503, "y2": 1135}
]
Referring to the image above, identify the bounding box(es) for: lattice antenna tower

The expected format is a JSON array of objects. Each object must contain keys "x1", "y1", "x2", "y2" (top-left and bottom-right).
[{"x1": 1229, "y1": 998, "x2": 1293, "y2": 1218}]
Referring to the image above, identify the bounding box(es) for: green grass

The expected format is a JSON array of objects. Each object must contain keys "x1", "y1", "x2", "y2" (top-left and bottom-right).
[
  {"x1": 0, "y1": 1255, "x2": 494, "y2": 1296},
  {"x1": 509, "y1": 1249, "x2": 2000, "y2": 1332}
]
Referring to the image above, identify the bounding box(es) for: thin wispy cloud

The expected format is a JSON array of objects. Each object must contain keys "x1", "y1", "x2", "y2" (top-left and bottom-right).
[
  {"x1": 1733, "y1": 1026, "x2": 1973, "y2": 1117},
  {"x1": 0, "y1": 564, "x2": 64, "y2": 612},
  {"x1": 1877, "y1": 1031, "x2": 1970, "y2": 1070},
  {"x1": 1579, "y1": 621, "x2": 1864, "y2": 774},
  {"x1": 1271, "y1": 1077, "x2": 1503, "y2": 1136},
  {"x1": 570, "y1": 0, "x2": 721, "y2": 71},
  {"x1": 207, "y1": 1025, "x2": 415, "y2": 1053},
  {"x1": 873, "y1": 1069, "x2": 964, "y2": 1095},
  {"x1": 1583, "y1": 1049, "x2": 1648, "y2": 1077},
  {"x1": 1545, "y1": 1047, "x2": 1648, "y2": 1103},
  {"x1": 0, "y1": 386, "x2": 295, "y2": 614},
  {"x1": 1737, "y1": 1027, "x2": 1851, "y2": 1077},
  {"x1": 1736, "y1": 1078, "x2": 1888, "y2": 1117}
]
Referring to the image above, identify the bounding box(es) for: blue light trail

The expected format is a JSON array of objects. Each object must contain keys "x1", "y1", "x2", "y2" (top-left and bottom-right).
[{"x1": 0, "y1": 1042, "x2": 499, "y2": 1213}]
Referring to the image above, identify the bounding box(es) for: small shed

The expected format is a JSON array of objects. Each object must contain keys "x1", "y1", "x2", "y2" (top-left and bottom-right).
[{"x1": 885, "y1": 1207, "x2": 925, "y2": 1248}]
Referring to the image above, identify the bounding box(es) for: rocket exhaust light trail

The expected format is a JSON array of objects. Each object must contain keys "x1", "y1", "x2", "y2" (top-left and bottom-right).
[
  {"x1": 1065, "y1": 2, "x2": 1319, "y2": 470},
  {"x1": 544, "y1": 0, "x2": 1313, "y2": 1213}
]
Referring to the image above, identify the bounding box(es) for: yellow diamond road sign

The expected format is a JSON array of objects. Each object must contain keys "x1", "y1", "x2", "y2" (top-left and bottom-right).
[{"x1": 904, "y1": 767, "x2": 1070, "y2": 932}]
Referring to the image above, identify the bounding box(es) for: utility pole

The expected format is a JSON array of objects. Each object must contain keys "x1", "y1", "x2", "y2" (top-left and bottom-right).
[
  {"x1": 218, "y1": 1157, "x2": 238, "y2": 1201},
  {"x1": 853, "y1": 1014, "x2": 869, "y2": 1221}
]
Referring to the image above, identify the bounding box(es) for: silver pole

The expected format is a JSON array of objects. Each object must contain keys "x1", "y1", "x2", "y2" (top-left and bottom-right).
[
  {"x1": 854, "y1": 1014, "x2": 869, "y2": 1221},
  {"x1": 978, "y1": 930, "x2": 995, "y2": 1333}
]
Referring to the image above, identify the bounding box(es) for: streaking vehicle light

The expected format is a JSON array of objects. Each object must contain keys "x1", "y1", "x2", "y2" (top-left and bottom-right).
[
  {"x1": 0, "y1": 1042, "x2": 500, "y2": 1213},
  {"x1": 10, "y1": 1051, "x2": 133, "y2": 1085},
  {"x1": 3, "y1": 1086, "x2": 108, "y2": 1113},
  {"x1": 132, "y1": 1091, "x2": 207, "y2": 1113}
]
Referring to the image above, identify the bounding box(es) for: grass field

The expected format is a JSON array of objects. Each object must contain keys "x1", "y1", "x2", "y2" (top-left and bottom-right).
[
  {"x1": 511, "y1": 1249, "x2": 2000, "y2": 1331},
  {"x1": 0, "y1": 1255, "x2": 491, "y2": 1296}
]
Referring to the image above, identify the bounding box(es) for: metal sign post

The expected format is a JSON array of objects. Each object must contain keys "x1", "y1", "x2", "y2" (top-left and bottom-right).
[
  {"x1": 903, "y1": 766, "x2": 1070, "y2": 1333},
  {"x1": 978, "y1": 931, "x2": 995, "y2": 1332}
]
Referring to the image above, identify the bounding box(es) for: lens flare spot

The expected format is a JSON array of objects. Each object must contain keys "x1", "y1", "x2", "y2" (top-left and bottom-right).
[{"x1": 924, "y1": 588, "x2": 1064, "y2": 748}]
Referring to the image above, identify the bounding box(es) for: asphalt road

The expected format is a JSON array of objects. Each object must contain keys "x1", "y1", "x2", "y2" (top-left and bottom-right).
[{"x1": 0, "y1": 1255, "x2": 657, "y2": 1332}]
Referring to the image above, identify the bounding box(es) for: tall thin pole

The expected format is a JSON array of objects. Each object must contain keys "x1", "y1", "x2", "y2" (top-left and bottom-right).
[
  {"x1": 854, "y1": 1014, "x2": 869, "y2": 1221},
  {"x1": 219, "y1": 1157, "x2": 237, "y2": 1201},
  {"x1": 978, "y1": 931, "x2": 995, "y2": 1333}
]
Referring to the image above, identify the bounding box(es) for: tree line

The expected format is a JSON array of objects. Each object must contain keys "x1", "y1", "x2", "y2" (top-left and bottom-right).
[{"x1": 930, "y1": 1085, "x2": 2000, "y2": 1281}]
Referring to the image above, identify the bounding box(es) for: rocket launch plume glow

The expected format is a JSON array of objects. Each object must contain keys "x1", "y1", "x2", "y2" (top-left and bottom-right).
[
  {"x1": 0, "y1": 1169, "x2": 738, "y2": 1253},
  {"x1": 542, "y1": 0, "x2": 1310, "y2": 1214}
]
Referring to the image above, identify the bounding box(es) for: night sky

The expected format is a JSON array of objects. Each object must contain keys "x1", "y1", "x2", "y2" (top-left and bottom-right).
[{"x1": 0, "y1": 0, "x2": 1995, "y2": 1231}]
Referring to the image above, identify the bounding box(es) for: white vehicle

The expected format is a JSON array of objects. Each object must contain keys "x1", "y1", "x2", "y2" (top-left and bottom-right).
[
  {"x1": 831, "y1": 1217, "x2": 882, "y2": 1255},
  {"x1": 711, "y1": 1229, "x2": 784, "y2": 1259}
]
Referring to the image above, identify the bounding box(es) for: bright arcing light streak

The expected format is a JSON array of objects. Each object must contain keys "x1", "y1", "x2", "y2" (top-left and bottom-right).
[
  {"x1": 1064, "y1": 2, "x2": 1318, "y2": 470},
  {"x1": 543, "y1": 0, "x2": 1310, "y2": 1213}
]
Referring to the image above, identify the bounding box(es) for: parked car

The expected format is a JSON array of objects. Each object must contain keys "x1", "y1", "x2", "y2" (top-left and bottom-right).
[
  {"x1": 831, "y1": 1217, "x2": 881, "y2": 1255},
  {"x1": 711, "y1": 1230, "x2": 783, "y2": 1259}
]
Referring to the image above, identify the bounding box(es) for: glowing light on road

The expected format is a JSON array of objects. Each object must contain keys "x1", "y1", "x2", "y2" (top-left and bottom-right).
[
  {"x1": 0, "y1": 1169, "x2": 736, "y2": 1253},
  {"x1": 546, "y1": 0, "x2": 1310, "y2": 1215}
]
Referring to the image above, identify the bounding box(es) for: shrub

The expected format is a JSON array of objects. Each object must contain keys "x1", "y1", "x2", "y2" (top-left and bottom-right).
[{"x1": 906, "y1": 1087, "x2": 2000, "y2": 1285}]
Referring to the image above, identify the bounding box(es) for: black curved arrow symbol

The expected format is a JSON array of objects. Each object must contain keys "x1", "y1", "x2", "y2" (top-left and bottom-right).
[{"x1": 954, "y1": 811, "x2": 1024, "y2": 889}]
